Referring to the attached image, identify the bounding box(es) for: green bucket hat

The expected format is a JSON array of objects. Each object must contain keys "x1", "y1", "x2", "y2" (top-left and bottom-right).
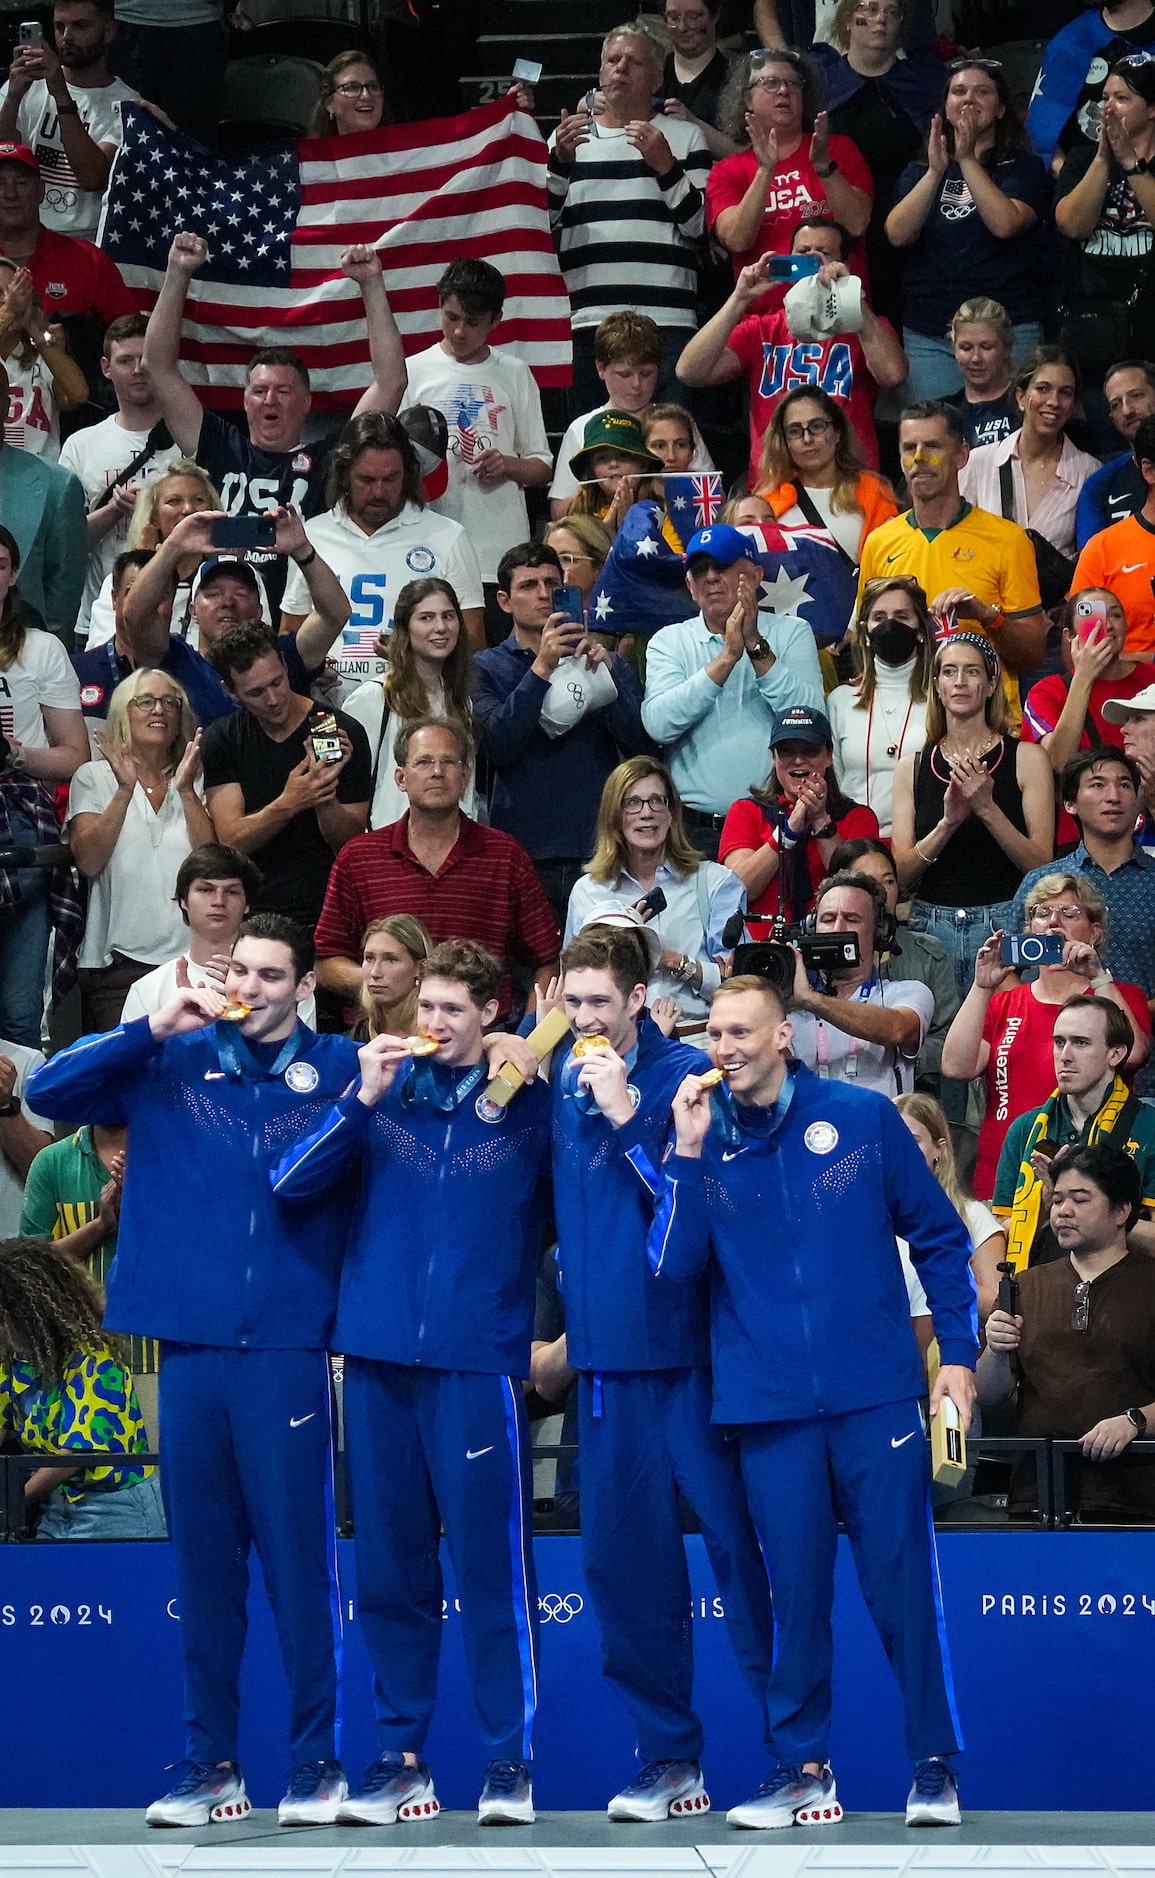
[{"x1": 568, "y1": 408, "x2": 664, "y2": 481}]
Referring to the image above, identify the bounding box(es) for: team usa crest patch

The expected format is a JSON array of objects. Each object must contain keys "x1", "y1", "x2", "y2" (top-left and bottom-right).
[
  {"x1": 285, "y1": 1061, "x2": 320, "y2": 1093},
  {"x1": 804, "y1": 1120, "x2": 839, "y2": 1155}
]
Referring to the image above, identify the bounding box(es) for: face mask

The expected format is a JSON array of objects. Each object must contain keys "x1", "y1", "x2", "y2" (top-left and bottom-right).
[{"x1": 870, "y1": 617, "x2": 920, "y2": 666}]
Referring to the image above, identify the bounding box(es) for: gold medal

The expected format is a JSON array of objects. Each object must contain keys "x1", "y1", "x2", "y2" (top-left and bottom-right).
[
  {"x1": 698, "y1": 1066, "x2": 726, "y2": 1087},
  {"x1": 572, "y1": 1034, "x2": 610, "y2": 1059},
  {"x1": 405, "y1": 1034, "x2": 440, "y2": 1057},
  {"x1": 219, "y1": 1000, "x2": 251, "y2": 1022}
]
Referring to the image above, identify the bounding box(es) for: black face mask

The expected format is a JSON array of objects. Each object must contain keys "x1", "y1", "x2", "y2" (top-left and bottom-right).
[{"x1": 870, "y1": 617, "x2": 920, "y2": 666}]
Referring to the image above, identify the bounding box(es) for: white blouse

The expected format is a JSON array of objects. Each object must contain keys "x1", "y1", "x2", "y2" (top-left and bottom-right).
[{"x1": 68, "y1": 760, "x2": 205, "y2": 970}]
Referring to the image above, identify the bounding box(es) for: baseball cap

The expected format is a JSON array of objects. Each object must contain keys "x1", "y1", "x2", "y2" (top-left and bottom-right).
[
  {"x1": 400, "y1": 402, "x2": 449, "y2": 501},
  {"x1": 192, "y1": 556, "x2": 262, "y2": 600},
  {"x1": 578, "y1": 902, "x2": 662, "y2": 974},
  {"x1": 769, "y1": 704, "x2": 833, "y2": 749},
  {"x1": 685, "y1": 523, "x2": 762, "y2": 567},
  {"x1": 0, "y1": 143, "x2": 38, "y2": 174},
  {"x1": 1102, "y1": 683, "x2": 1155, "y2": 724}
]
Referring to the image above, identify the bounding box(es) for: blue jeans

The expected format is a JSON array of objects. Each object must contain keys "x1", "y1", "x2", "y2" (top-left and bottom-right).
[
  {"x1": 0, "y1": 807, "x2": 51, "y2": 1047},
  {"x1": 36, "y1": 1471, "x2": 167, "y2": 1541},
  {"x1": 902, "y1": 322, "x2": 1044, "y2": 405},
  {"x1": 907, "y1": 897, "x2": 1015, "y2": 1004}
]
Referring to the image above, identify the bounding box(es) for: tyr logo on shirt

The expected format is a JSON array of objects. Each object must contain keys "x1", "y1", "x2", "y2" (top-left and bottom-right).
[
  {"x1": 758, "y1": 341, "x2": 853, "y2": 402},
  {"x1": 763, "y1": 170, "x2": 823, "y2": 215}
]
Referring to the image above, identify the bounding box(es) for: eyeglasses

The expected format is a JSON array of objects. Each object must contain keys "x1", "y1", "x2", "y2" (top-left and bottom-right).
[
  {"x1": 784, "y1": 418, "x2": 833, "y2": 441},
  {"x1": 408, "y1": 755, "x2": 466, "y2": 771},
  {"x1": 749, "y1": 74, "x2": 803, "y2": 92},
  {"x1": 1072, "y1": 1278, "x2": 1092, "y2": 1334},
  {"x1": 853, "y1": 3, "x2": 903, "y2": 17},
  {"x1": 333, "y1": 80, "x2": 383, "y2": 98},
  {"x1": 1117, "y1": 49, "x2": 1155, "y2": 66},
  {"x1": 1028, "y1": 904, "x2": 1088, "y2": 925},
  {"x1": 555, "y1": 551, "x2": 595, "y2": 566},
  {"x1": 622, "y1": 793, "x2": 670, "y2": 813},
  {"x1": 128, "y1": 694, "x2": 183, "y2": 712}
]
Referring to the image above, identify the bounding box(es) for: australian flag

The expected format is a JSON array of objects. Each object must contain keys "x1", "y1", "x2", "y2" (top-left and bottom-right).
[
  {"x1": 588, "y1": 509, "x2": 857, "y2": 642},
  {"x1": 663, "y1": 472, "x2": 724, "y2": 540}
]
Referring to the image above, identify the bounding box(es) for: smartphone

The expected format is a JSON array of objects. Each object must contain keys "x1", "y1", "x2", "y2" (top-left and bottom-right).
[
  {"x1": 553, "y1": 584, "x2": 585, "y2": 626},
  {"x1": 17, "y1": 21, "x2": 43, "y2": 47},
  {"x1": 210, "y1": 515, "x2": 276, "y2": 551},
  {"x1": 636, "y1": 886, "x2": 668, "y2": 918},
  {"x1": 1074, "y1": 594, "x2": 1110, "y2": 644},
  {"x1": 1001, "y1": 932, "x2": 1065, "y2": 966},
  {"x1": 309, "y1": 709, "x2": 342, "y2": 764},
  {"x1": 768, "y1": 252, "x2": 822, "y2": 283},
  {"x1": 512, "y1": 57, "x2": 542, "y2": 83}
]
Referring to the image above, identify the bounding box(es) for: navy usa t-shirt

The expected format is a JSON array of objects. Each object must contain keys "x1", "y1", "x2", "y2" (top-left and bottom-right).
[
  {"x1": 893, "y1": 152, "x2": 1052, "y2": 337},
  {"x1": 196, "y1": 409, "x2": 343, "y2": 611}
]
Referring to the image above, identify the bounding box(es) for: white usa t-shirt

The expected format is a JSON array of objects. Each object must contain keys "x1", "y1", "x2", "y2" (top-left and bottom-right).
[
  {"x1": 279, "y1": 501, "x2": 484, "y2": 701},
  {"x1": 0, "y1": 629, "x2": 82, "y2": 750},
  {"x1": 403, "y1": 342, "x2": 552, "y2": 582},
  {"x1": 3, "y1": 351, "x2": 60, "y2": 460},
  {"x1": 0, "y1": 1039, "x2": 49, "y2": 1237},
  {"x1": 0, "y1": 76, "x2": 139, "y2": 240}
]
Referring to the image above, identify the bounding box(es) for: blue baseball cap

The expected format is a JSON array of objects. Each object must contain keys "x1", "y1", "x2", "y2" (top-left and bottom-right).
[
  {"x1": 770, "y1": 705, "x2": 832, "y2": 750},
  {"x1": 685, "y1": 523, "x2": 762, "y2": 567}
]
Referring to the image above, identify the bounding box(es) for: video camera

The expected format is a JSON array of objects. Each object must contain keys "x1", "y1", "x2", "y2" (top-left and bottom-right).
[{"x1": 725, "y1": 913, "x2": 860, "y2": 994}]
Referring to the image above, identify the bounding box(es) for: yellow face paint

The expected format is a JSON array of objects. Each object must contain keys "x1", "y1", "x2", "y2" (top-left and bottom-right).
[{"x1": 900, "y1": 445, "x2": 946, "y2": 466}]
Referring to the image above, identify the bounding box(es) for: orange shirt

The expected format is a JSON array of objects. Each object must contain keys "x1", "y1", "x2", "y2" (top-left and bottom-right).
[{"x1": 1070, "y1": 513, "x2": 1155, "y2": 658}]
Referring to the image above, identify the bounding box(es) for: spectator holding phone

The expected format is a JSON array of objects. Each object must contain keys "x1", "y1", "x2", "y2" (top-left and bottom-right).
[
  {"x1": 1022, "y1": 592, "x2": 1148, "y2": 844},
  {"x1": 474, "y1": 542, "x2": 652, "y2": 925},
  {"x1": 564, "y1": 757, "x2": 745, "y2": 1032},
  {"x1": 941, "y1": 873, "x2": 1150, "y2": 1197}
]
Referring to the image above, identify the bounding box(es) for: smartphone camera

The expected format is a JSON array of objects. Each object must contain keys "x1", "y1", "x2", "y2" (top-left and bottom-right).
[
  {"x1": 1001, "y1": 933, "x2": 1065, "y2": 966},
  {"x1": 309, "y1": 710, "x2": 342, "y2": 764},
  {"x1": 553, "y1": 584, "x2": 585, "y2": 626}
]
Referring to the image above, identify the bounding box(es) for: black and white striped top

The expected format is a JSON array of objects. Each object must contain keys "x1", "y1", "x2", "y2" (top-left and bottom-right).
[{"x1": 547, "y1": 117, "x2": 711, "y2": 332}]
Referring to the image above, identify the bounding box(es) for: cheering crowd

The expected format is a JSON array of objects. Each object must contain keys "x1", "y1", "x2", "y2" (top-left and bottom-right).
[{"x1": 4, "y1": 0, "x2": 1155, "y2": 1836}]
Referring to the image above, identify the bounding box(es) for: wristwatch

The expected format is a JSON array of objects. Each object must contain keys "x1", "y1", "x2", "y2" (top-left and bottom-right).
[
  {"x1": 747, "y1": 635, "x2": 771, "y2": 662},
  {"x1": 815, "y1": 159, "x2": 838, "y2": 179},
  {"x1": 1127, "y1": 1407, "x2": 1148, "y2": 1436},
  {"x1": 1122, "y1": 157, "x2": 1150, "y2": 177},
  {"x1": 812, "y1": 820, "x2": 839, "y2": 840},
  {"x1": 0, "y1": 1099, "x2": 19, "y2": 1118}
]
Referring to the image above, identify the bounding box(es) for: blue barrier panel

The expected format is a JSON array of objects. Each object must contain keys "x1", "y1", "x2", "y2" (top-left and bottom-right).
[{"x1": 2, "y1": 1532, "x2": 1155, "y2": 1812}]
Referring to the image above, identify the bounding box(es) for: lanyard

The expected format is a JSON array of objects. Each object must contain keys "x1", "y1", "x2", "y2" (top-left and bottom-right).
[
  {"x1": 215, "y1": 1021, "x2": 307, "y2": 1082},
  {"x1": 562, "y1": 1038, "x2": 640, "y2": 1115},
  {"x1": 814, "y1": 977, "x2": 877, "y2": 1082},
  {"x1": 713, "y1": 1061, "x2": 796, "y2": 1148},
  {"x1": 401, "y1": 1056, "x2": 488, "y2": 1115}
]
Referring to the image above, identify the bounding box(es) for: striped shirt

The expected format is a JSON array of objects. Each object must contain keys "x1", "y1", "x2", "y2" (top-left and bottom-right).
[
  {"x1": 547, "y1": 115, "x2": 710, "y2": 330},
  {"x1": 313, "y1": 813, "x2": 561, "y2": 1018}
]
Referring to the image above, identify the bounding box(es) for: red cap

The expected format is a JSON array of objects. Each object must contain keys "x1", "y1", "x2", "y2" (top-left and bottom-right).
[{"x1": 0, "y1": 143, "x2": 39, "y2": 174}]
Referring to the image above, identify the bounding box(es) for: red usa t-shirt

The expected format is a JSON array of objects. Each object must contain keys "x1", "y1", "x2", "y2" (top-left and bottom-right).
[
  {"x1": 728, "y1": 308, "x2": 890, "y2": 478},
  {"x1": 973, "y1": 979, "x2": 1153, "y2": 1198},
  {"x1": 705, "y1": 135, "x2": 873, "y2": 274},
  {"x1": 1021, "y1": 665, "x2": 1151, "y2": 848},
  {"x1": 719, "y1": 794, "x2": 879, "y2": 921}
]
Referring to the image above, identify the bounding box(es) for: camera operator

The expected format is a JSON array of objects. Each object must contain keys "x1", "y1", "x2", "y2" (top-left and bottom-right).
[{"x1": 785, "y1": 870, "x2": 934, "y2": 1096}]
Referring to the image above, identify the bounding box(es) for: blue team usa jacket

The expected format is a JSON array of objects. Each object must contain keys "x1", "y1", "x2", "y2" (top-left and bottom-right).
[
  {"x1": 551, "y1": 1013, "x2": 712, "y2": 1372},
  {"x1": 647, "y1": 1062, "x2": 978, "y2": 1423},
  {"x1": 26, "y1": 1018, "x2": 361, "y2": 1350},
  {"x1": 272, "y1": 1062, "x2": 552, "y2": 1376}
]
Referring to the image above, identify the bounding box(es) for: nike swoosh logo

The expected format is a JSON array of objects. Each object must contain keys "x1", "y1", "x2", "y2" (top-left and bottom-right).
[
  {"x1": 466, "y1": 1446, "x2": 494, "y2": 1460},
  {"x1": 885, "y1": 551, "x2": 903, "y2": 563},
  {"x1": 891, "y1": 1431, "x2": 915, "y2": 1448},
  {"x1": 1122, "y1": 562, "x2": 1147, "y2": 573},
  {"x1": 722, "y1": 1148, "x2": 746, "y2": 1161},
  {"x1": 289, "y1": 1414, "x2": 316, "y2": 1429}
]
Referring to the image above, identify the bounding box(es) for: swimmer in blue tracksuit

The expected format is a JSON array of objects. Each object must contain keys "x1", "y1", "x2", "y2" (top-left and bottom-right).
[
  {"x1": 25, "y1": 915, "x2": 360, "y2": 1830},
  {"x1": 551, "y1": 923, "x2": 776, "y2": 1822},
  {"x1": 271, "y1": 939, "x2": 550, "y2": 1829},
  {"x1": 647, "y1": 974, "x2": 978, "y2": 1831}
]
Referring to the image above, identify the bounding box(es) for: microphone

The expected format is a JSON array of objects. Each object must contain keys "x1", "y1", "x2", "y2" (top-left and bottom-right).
[{"x1": 721, "y1": 911, "x2": 746, "y2": 949}]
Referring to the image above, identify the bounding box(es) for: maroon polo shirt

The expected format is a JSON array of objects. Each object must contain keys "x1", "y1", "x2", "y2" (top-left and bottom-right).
[{"x1": 313, "y1": 812, "x2": 560, "y2": 1017}]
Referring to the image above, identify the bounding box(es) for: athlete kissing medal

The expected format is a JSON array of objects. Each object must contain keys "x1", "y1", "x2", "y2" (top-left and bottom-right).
[
  {"x1": 219, "y1": 1000, "x2": 251, "y2": 1021},
  {"x1": 571, "y1": 1034, "x2": 610, "y2": 1059},
  {"x1": 698, "y1": 1066, "x2": 726, "y2": 1087},
  {"x1": 405, "y1": 1034, "x2": 440, "y2": 1057}
]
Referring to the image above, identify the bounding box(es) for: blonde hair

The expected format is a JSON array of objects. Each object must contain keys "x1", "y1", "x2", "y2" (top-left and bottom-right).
[
  {"x1": 360, "y1": 914, "x2": 434, "y2": 1038},
  {"x1": 127, "y1": 461, "x2": 221, "y2": 550},
  {"x1": 948, "y1": 297, "x2": 1013, "y2": 351},
  {"x1": 1022, "y1": 872, "x2": 1109, "y2": 946},
  {"x1": 894, "y1": 1093, "x2": 970, "y2": 1218},
  {"x1": 543, "y1": 512, "x2": 613, "y2": 580},
  {"x1": 103, "y1": 668, "x2": 196, "y2": 770},
  {"x1": 925, "y1": 638, "x2": 1011, "y2": 742},
  {"x1": 586, "y1": 757, "x2": 703, "y2": 885}
]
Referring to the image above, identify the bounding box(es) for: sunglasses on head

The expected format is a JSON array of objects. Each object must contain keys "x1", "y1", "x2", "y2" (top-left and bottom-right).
[{"x1": 947, "y1": 56, "x2": 1004, "y2": 72}]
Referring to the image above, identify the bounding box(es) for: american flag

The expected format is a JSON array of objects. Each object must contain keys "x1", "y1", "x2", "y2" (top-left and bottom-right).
[
  {"x1": 455, "y1": 406, "x2": 482, "y2": 464},
  {"x1": 663, "y1": 473, "x2": 724, "y2": 542},
  {"x1": 341, "y1": 625, "x2": 384, "y2": 656},
  {"x1": 99, "y1": 97, "x2": 573, "y2": 411}
]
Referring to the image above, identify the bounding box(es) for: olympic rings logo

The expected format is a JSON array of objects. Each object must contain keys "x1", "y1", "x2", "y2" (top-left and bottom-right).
[{"x1": 538, "y1": 1593, "x2": 584, "y2": 1623}]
